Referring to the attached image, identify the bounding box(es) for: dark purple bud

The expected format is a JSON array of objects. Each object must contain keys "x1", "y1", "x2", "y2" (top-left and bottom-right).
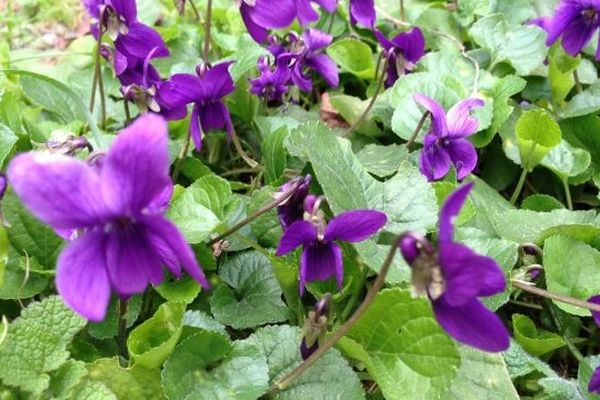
[
  {"x1": 300, "y1": 337, "x2": 318, "y2": 360},
  {"x1": 0, "y1": 173, "x2": 6, "y2": 201},
  {"x1": 399, "y1": 232, "x2": 431, "y2": 265},
  {"x1": 303, "y1": 194, "x2": 318, "y2": 215},
  {"x1": 528, "y1": 267, "x2": 541, "y2": 281},
  {"x1": 276, "y1": 174, "x2": 311, "y2": 229},
  {"x1": 314, "y1": 293, "x2": 332, "y2": 318}
]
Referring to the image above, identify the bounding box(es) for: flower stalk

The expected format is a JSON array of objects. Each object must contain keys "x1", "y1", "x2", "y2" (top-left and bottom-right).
[
  {"x1": 512, "y1": 279, "x2": 600, "y2": 313},
  {"x1": 90, "y1": 25, "x2": 107, "y2": 129},
  {"x1": 405, "y1": 110, "x2": 430, "y2": 148},
  {"x1": 118, "y1": 298, "x2": 129, "y2": 361},
  {"x1": 203, "y1": 0, "x2": 213, "y2": 63}
]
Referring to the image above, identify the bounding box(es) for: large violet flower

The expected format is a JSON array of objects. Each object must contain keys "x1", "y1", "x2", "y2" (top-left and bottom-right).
[
  {"x1": 239, "y1": 0, "x2": 297, "y2": 43},
  {"x1": 399, "y1": 183, "x2": 509, "y2": 352},
  {"x1": 276, "y1": 198, "x2": 386, "y2": 294},
  {"x1": 282, "y1": 29, "x2": 339, "y2": 92},
  {"x1": 350, "y1": 0, "x2": 376, "y2": 28},
  {"x1": 250, "y1": 56, "x2": 292, "y2": 102},
  {"x1": 160, "y1": 62, "x2": 236, "y2": 150},
  {"x1": 374, "y1": 27, "x2": 425, "y2": 88},
  {"x1": 413, "y1": 93, "x2": 484, "y2": 181},
  {"x1": 7, "y1": 114, "x2": 209, "y2": 321},
  {"x1": 534, "y1": 0, "x2": 600, "y2": 59}
]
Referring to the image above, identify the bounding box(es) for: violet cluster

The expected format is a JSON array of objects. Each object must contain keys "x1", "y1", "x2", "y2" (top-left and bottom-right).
[
  {"x1": 7, "y1": 114, "x2": 209, "y2": 321},
  {"x1": 275, "y1": 175, "x2": 386, "y2": 294},
  {"x1": 399, "y1": 183, "x2": 510, "y2": 352},
  {"x1": 533, "y1": 0, "x2": 600, "y2": 59}
]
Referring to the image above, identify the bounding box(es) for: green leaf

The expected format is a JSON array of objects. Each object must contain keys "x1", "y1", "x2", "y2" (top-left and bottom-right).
[
  {"x1": 521, "y1": 194, "x2": 565, "y2": 212},
  {"x1": 3, "y1": 191, "x2": 63, "y2": 270},
  {"x1": 502, "y1": 339, "x2": 558, "y2": 379},
  {"x1": 0, "y1": 296, "x2": 86, "y2": 395},
  {"x1": 69, "y1": 380, "x2": 117, "y2": 400},
  {"x1": 468, "y1": 13, "x2": 547, "y2": 75},
  {"x1": 3, "y1": 69, "x2": 104, "y2": 147},
  {"x1": 182, "y1": 310, "x2": 227, "y2": 335},
  {"x1": 329, "y1": 94, "x2": 381, "y2": 136},
  {"x1": 88, "y1": 296, "x2": 142, "y2": 340},
  {"x1": 127, "y1": 302, "x2": 185, "y2": 368},
  {"x1": 155, "y1": 275, "x2": 201, "y2": 304},
  {"x1": 356, "y1": 143, "x2": 408, "y2": 178},
  {"x1": 326, "y1": 38, "x2": 375, "y2": 79},
  {"x1": 443, "y1": 345, "x2": 519, "y2": 400},
  {"x1": 166, "y1": 175, "x2": 232, "y2": 243},
  {"x1": 515, "y1": 109, "x2": 562, "y2": 170},
  {"x1": 47, "y1": 359, "x2": 88, "y2": 399},
  {"x1": 544, "y1": 235, "x2": 600, "y2": 316},
  {"x1": 541, "y1": 140, "x2": 591, "y2": 180},
  {"x1": 539, "y1": 377, "x2": 587, "y2": 400},
  {"x1": 560, "y1": 83, "x2": 600, "y2": 119},
  {"x1": 578, "y1": 356, "x2": 600, "y2": 400},
  {"x1": 87, "y1": 358, "x2": 165, "y2": 400},
  {"x1": 161, "y1": 331, "x2": 269, "y2": 400},
  {"x1": 0, "y1": 123, "x2": 17, "y2": 167},
  {"x1": 210, "y1": 251, "x2": 288, "y2": 329},
  {"x1": 244, "y1": 325, "x2": 365, "y2": 400},
  {"x1": 560, "y1": 116, "x2": 600, "y2": 186},
  {"x1": 261, "y1": 126, "x2": 288, "y2": 184},
  {"x1": 548, "y1": 46, "x2": 580, "y2": 104},
  {"x1": 0, "y1": 225, "x2": 7, "y2": 287},
  {"x1": 512, "y1": 314, "x2": 565, "y2": 356},
  {"x1": 341, "y1": 288, "x2": 461, "y2": 400},
  {"x1": 247, "y1": 186, "x2": 282, "y2": 248}
]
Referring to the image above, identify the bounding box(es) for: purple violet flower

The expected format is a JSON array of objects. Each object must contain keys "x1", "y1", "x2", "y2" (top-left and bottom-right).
[
  {"x1": 280, "y1": 29, "x2": 339, "y2": 92},
  {"x1": 413, "y1": 93, "x2": 484, "y2": 181},
  {"x1": 533, "y1": 0, "x2": 600, "y2": 59},
  {"x1": 239, "y1": 0, "x2": 297, "y2": 43},
  {"x1": 400, "y1": 183, "x2": 509, "y2": 352},
  {"x1": 374, "y1": 27, "x2": 425, "y2": 88},
  {"x1": 587, "y1": 295, "x2": 600, "y2": 393},
  {"x1": 7, "y1": 114, "x2": 209, "y2": 321},
  {"x1": 250, "y1": 56, "x2": 292, "y2": 102},
  {"x1": 293, "y1": 0, "x2": 338, "y2": 25},
  {"x1": 276, "y1": 175, "x2": 312, "y2": 230},
  {"x1": 160, "y1": 61, "x2": 236, "y2": 150},
  {"x1": 276, "y1": 199, "x2": 386, "y2": 294},
  {"x1": 350, "y1": 0, "x2": 376, "y2": 28}
]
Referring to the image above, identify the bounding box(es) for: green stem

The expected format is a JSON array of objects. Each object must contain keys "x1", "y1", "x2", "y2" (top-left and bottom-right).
[
  {"x1": 345, "y1": 55, "x2": 389, "y2": 136},
  {"x1": 340, "y1": 265, "x2": 370, "y2": 321},
  {"x1": 267, "y1": 235, "x2": 401, "y2": 395},
  {"x1": 123, "y1": 99, "x2": 131, "y2": 127},
  {"x1": 546, "y1": 299, "x2": 584, "y2": 363},
  {"x1": 89, "y1": 26, "x2": 106, "y2": 129},
  {"x1": 326, "y1": 11, "x2": 335, "y2": 35},
  {"x1": 188, "y1": 0, "x2": 201, "y2": 21},
  {"x1": 206, "y1": 179, "x2": 303, "y2": 247},
  {"x1": 400, "y1": 0, "x2": 405, "y2": 21},
  {"x1": 512, "y1": 280, "x2": 600, "y2": 313},
  {"x1": 405, "y1": 111, "x2": 430, "y2": 148},
  {"x1": 117, "y1": 298, "x2": 129, "y2": 361},
  {"x1": 172, "y1": 132, "x2": 191, "y2": 182},
  {"x1": 231, "y1": 127, "x2": 259, "y2": 168},
  {"x1": 573, "y1": 69, "x2": 583, "y2": 94},
  {"x1": 562, "y1": 178, "x2": 573, "y2": 210},
  {"x1": 510, "y1": 167, "x2": 528, "y2": 205},
  {"x1": 203, "y1": 0, "x2": 213, "y2": 63}
]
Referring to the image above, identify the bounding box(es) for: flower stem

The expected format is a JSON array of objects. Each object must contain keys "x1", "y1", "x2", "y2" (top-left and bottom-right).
[
  {"x1": 172, "y1": 132, "x2": 191, "y2": 182},
  {"x1": 510, "y1": 167, "x2": 528, "y2": 205},
  {"x1": 206, "y1": 178, "x2": 302, "y2": 247},
  {"x1": 546, "y1": 299, "x2": 584, "y2": 362},
  {"x1": 400, "y1": 0, "x2": 405, "y2": 21},
  {"x1": 230, "y1": 127, "x2": 259, "y2": 168},
  {"x1": 326, "y1": 11, "x2": 336, "y2": 34},
  {"x1": 340, "y1": 264, "x2": 370, "y2": 321},
  {"x1": 573, "y1": 69, "x2": 583, "y2": 94},
  {"x1": 562, "y1": 178, "x2": 573, "y2": 210},
  {"x1": 512, "y1": 279, "x2": 600, "y2": 313},
  {"x1": 117, "y1": 298, "x2": 129, "y2": 361},
  {"x1": 405, "y1": 111, "x2": 430, "y2": 148},
  {"x1": 89, "y1": 26, "x2": 106, "y2": 129},
  {"x1": 203, "y1": 0, "x2": 213, "y2": 63},
  {"x1": 268, "y1": 237, "x2": 401, "y2": 395},
  {"x1": 188, "y1": 0, "x2": 201, "y2": 21},
  {"x1": 123, "y1": 99, "x2": 131, "y2": 127},
  {"x1": 345, "y1": 55, "x2": 389, "y2": 136}
]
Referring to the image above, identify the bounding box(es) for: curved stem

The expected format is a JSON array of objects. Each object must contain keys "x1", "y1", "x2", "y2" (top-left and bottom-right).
[
  {"x1": 573, "y1": 70, "x2": 583, "y2": 94},
  {"x1": 345, "y1": 55, "x2": 389, "y2": 136},
  {"x1": 405, "y1": 111, "x2": 430, "y2": 148},
  {"x1": 188, "y1": 0, "x2": 201, "y2": 21},
  {"x1": 172, "y1": 132, "x2": 192, "y2": 182},
  {"x1": 546, "y1": 299, "x2": 584, "y2": 363},
  {"x1": 400, "y1": 0, "x2": 405, "y2": 21},
  {"x1": 230, "y1": 127, "x2": 259, "y2": 168},
  {"x1": 268, "y1": 238, "x2": 401, "y2": 395},
  {"x1": 206, "y1": 179, "x2": 302, "y2": 247},
  {"x1": 326, "y1": 11, "x2": 335, "y2": 35},
  {"x1": 510, "y1": 168, "x2": 528, "y2": 205},
  {"x1": 203, "y1": 0, "x2": 213, "y2": 63},
  {"x1": 512, "y1": 279, "x2": 600, "y2": 313},
  {"x1": 123, "y1": 99, "x2": 131, "y2": 127},
  {"x1": 562, "y1": 178, "x2": 573, "y2": 210},
  {"x1": 117, "y1": 298, "x2": 129, "y2": 362}
]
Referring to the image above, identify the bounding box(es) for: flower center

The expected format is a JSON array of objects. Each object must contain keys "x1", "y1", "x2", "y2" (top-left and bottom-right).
[
  {"x1": 104, "y1": 7, "x2": 129, "y2": 41},
  {"x1": 410, "y1": 252, "x2": 446, "y2": 300},
  {"x1": 582, "y1": 8, "x2": 598, "y2": 24}
]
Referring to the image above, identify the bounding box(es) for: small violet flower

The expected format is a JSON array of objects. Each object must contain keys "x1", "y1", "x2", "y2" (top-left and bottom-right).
[
  {"x1": 350, "y1": 0, "x2": 376, "y2": 28},
  {"x1": 413, "y1": 93, "x2": 484, "y2": 181},
  {"x1": 7, "y1": 114, "x2": 209, "y2": 321},
  {"x1": 276, "y1": 195, "x2": 386, "y2": 294},
  {"x1": 280, "y1": 29, "x2": 339, "y2": 92},
  {"x1": 250, "y1": 56, "x2": 292, "y2": 102},
  {"x1": 160, "y1": 62, "x2": 236, "y2": 150},
  {"x1": 374, "y1": 27, "x2": 425, "y2": 88},
  {"x1": 238, "y1": 0, "x2": 297, "y2": 43},
  {"x1": 275, "y1": 174, "x2": 312, "y2": 230},
  {"x1": 533, "y1": 0, "x2": 600, "y2": 59},
  {"x1": 294, "y1": 0, "x2": 338, "y2": 25},
  {"x1": 399, "y1": 183, "x2": 509, "y2": 352}
]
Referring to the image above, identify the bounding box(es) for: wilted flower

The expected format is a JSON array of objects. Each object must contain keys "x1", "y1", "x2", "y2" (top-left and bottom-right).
[
  {"x1": 276, "y1": 197, "x2": 386, "y2": 294},
  {"x1": 533, "y1": 0, "x2": 600, "y2": 59},
  {"x1": 275, "y1": 175, "x2": 312, "y2": 230},
  {"x1": 250, "y1": 56, "x2": 292, "y2": 102},
  {"x1": 374, "y1": 27, "x2": 425, "y2": 87},
  {"x1": 238, "y1": 0, "x2": 296, "y2": 43},
  {"x1": 7, "y1": 114, "x2": 209, "y2": 321},
  {"x1": 349, "y1": 0, "x2": 376, "y2": 28},
  {"x1": 399, "y1": 183, "x2": 509, "y2": 352},
  {"x1": 160, "y1": 61, "x2": 236, "y2": 150},
  {"x1": 300, "y1": 293, "x2": 332, "y2": 359},
  {"x1": 413, "y1": 93, "x2": 484, "y2": 181}
]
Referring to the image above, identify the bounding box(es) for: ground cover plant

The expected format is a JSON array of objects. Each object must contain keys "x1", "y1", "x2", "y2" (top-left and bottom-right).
[{"x1": 2, "y1": 0, "x2": 600, "y2": 398}]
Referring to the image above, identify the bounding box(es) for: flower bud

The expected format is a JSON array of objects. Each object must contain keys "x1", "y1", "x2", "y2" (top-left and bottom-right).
[{"x1": 300, "y1": 293, "x2": 331, "y2": 360}]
